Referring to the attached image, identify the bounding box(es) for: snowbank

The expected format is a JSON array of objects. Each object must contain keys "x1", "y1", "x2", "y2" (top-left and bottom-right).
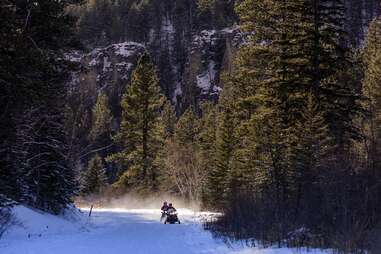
[{"x1": 2, "y1": 205, "x2": 86, "y2": 241}]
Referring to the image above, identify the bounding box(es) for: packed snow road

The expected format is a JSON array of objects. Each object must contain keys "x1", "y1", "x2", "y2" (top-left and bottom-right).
[{"x1": 0, "y1": 207, "x2": 327, "y2": 254}]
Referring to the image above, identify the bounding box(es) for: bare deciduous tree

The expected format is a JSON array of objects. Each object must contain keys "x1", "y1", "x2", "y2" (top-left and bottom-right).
[{"x1": 161, "y1": 139, "x2": 205, "y2": 202}]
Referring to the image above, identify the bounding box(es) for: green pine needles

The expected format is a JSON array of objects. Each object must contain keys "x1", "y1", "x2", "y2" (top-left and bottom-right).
[{"x1": 108, "y1": 52, "x2": 165, "y2": 191}]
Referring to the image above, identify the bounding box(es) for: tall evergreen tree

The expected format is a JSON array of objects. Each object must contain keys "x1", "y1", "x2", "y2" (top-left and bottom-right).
[
  {"x1": 203, "y1": 0, "x2": 365, "y2": 246},
  {"x1": 108, "y1": 52, "x2": 165, "y2": 190},
  {"x1": 206, "y1": 106, "x2": 234, "y2": 208},
  {"x1": 89, "y1": 91, "x2": 113, "y2": 144},
  {"x1": 161, "y1": 100, "x2": 177, "y2": 139},
  {"x1": 173, "y1": 107, "x2": 199, "y2": 146},
  {"x1": 0, "y1": 0, "x2": 82, "y2": 213},
  {"x1": 197, "y1": 102, "x2": 218, "y2": 205},
  {"x1": 363, "y1": 17, "x2": 381, "y2": 177},
  {"x1": 81, "y1": 154, "x2": 108, "y2": 195},
  {"x1": 232, "y1": 0, "x2": 361, "y2": 195},
  {"x1": 289, "y1": 91, "x2": 333, "y2": 223},
  {"x1": 13, "y1": 107, "x2": 76, "y2": 214},
  {"x1": 362, "y1": 17, "x2": 381, "y2": 223},
  {"x1": 236, "y1": 0, "x2": 360, "y2": 146},
  {"x1": 198, "y1": 102, "x2": 217, "y2": 153}
]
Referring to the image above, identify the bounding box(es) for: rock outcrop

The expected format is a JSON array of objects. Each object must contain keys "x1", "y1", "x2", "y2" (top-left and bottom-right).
[
  {"x1": 68, "y1": 26, "x2": 245, "y2": 113},
  {"x1": 68, "y1": 0, "x2": 380, "y2": 113}
]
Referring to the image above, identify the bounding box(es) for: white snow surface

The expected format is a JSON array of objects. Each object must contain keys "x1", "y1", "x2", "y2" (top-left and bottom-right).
[{"x1": 1, "y1": 206, "x2": 330, "y2": 254}]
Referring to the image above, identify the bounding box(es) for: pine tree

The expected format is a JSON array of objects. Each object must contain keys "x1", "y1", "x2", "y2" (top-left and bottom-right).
[
  {"x1": 204, "y1": 0, "x2": 363, "y2": 242},
  {"x1": 206, "y1": 107, "x2": 234, "y2": 208},
  {"x1": 198, "y1": 102, "x2": 217, "y2": 170},
  {"x1": 289, "y1": 91, "x2": 333, "y2": 223},
  {"x1": 198, "y1": 102, "x2": 217, "y2": 152},
  {"x1": 363, "y1": 17, "x2": 381, "y2": 177},
  {"x1": 198, "y1": 102, "x2": 217, "y2": 205},
  {"x1": 89, "y1": 91, "x2": 113, "y2": 144},
  {"x1": 0, "y1": 165, "x2": 19, "y2": 204},
  {"x1": 362, "y1": 17, "x2": 381, "y2": 223},
  {"x1": 14, "y1": 107, "x2": 76, "y2": 214},
  {"x1": 161, "y1": 100, "x2": 177, "y2": 139},
  {"x1": 173, "y1": 107, "x2": 199, "y2": 146},
  {"x1": 0, "y1": 0, "x2": 81, "y2": 213},
  {"x1": 233, "y1": 0, "x2": 360, "y2": 189},
  {"x1": 0, "y1": 1, "x2": 17, "y2": 203},
  {"x1": 314, "y1": 2, "x2": 361, "y2": 149},
  {"x1": 108, "y1": 52, "x2": 165, "y2": 190},
  {"x1": 197, "y1": 0, "x2": 215, "y2": 12},
  {"x1": 81, "y1": 154, "x2": 108, "y2": 195},
  {"x1": 236, "y1": 0, "x2": 360, "y2": 146},
  {"x1": 79, "y1": 0, "x2": 115, "y2": 46}
]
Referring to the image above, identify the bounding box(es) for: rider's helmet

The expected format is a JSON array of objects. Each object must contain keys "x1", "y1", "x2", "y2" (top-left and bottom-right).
[
  {"x1": 168, "y1": 203, "x2": 173, "y2": 207},
  {"x1": 163, "y1": 201, "x2": 168, "y2": 205}
]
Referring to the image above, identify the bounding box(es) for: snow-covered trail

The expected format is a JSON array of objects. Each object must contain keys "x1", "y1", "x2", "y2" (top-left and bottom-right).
[
  {"x1": 1, "y1": 208, "x2": 231, "y2": 254},
  {"x1": 0, "y1": 208, "x2": 327, "y2": 254}
]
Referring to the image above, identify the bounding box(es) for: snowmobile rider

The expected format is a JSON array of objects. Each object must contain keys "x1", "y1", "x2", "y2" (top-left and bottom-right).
[
  {"x1": 160, "y1": 201, "x2": 169, "y2": 222},
  {"x1": 161, "y1": 201, "x2": 169, "y2": 212},
  {"x1": 167, "y1": 203, "x2": 176, "y2": 212}
]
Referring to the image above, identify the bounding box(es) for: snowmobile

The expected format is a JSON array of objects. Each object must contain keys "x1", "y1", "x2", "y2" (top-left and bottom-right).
[{"x1": 163, "y1": 209, "x2": 181, "y2": 224}]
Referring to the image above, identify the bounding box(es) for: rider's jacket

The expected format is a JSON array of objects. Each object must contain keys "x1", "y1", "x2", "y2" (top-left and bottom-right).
[{"x1": 167, "y1": 207, "x2": 176, "y2": 213}]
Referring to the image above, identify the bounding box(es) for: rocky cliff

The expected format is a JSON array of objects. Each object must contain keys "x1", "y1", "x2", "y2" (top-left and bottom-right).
[{"x1": 67, "y1": 0, "x2": 380, "y2": 114}]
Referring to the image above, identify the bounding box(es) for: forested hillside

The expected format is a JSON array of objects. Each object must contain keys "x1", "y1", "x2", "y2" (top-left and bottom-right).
[{"x1": 1, "y1": 0, "x2": 381, "y2": 253}]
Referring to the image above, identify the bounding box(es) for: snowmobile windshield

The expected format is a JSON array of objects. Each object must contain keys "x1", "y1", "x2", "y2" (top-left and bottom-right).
[{"x1": 167, "y1": 208, "x2": 176, "y2": 213}]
